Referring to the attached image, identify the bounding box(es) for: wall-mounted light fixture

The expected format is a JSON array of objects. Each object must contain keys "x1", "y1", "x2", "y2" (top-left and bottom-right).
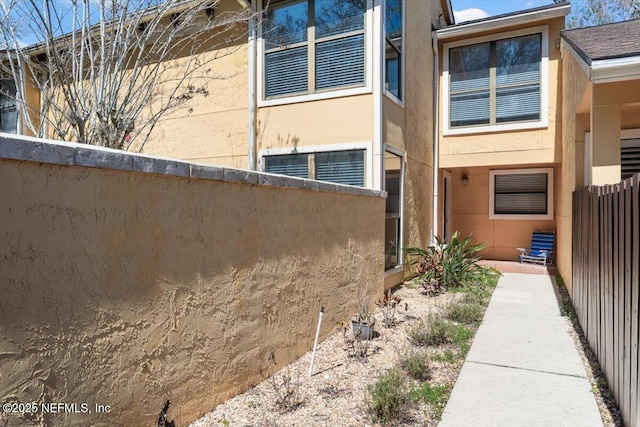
[{"x1": 461, "y1": 174, "x2": 469, "y2": 187}]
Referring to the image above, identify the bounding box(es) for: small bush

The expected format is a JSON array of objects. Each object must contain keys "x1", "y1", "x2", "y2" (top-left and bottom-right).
[
  {"x1": 445, "y1": 302, "x2": 484, "y2": 325},
  {"x1": 368, "y1": 368, "x2": 410, "y2": 424},
  {"x1": 408, "y1": 382, "x2": 450, "y2": 405},
  {"x1": 407, "y1": 314, "x2": 450, "y2": 346},
  {"x1": 407, "y1": 315, "x2": 473, "y2": 348},
  {"x1": 408, "y1": 382, "x2": 451, "y2": 418},
  {"x1": 400, "y1": 350, "x2": 431, "y2": 381}
]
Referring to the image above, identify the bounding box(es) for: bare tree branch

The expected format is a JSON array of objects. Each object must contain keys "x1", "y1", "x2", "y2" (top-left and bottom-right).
[{"x1": 1, "y1": 0, "x2": 258, "y2": 150}]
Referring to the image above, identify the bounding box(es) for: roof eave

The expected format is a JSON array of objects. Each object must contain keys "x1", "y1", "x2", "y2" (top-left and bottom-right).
[
  {"x1": 562, "y1": 38, "x2": 640, "y2": 83},
  {"x1": 591, "y1": 56, "x2": 640, "y2": 83},
  {"x1": 436, "y1": 3, "x2": 570, "y2": 41}
]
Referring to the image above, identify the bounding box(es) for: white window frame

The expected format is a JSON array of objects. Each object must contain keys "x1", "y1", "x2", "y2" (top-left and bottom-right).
[
  {"x1": 382, "y1": 0, "x2": 405, "y2": 107},
  {"x1": 257, "y1": 0, "x2": 374, "y2": 107},
  {"x1": 489, "y1": 167, "x2": 554, "y2": 220},
  {"x1": 258, "y1": 141, "x2": 374, "y2": 188},
  {"x1": 383, "y1": 145, "x2": 405, "y2": 274},
  {"x1": 442, "y1": 25, "x2": 549, "y2": 136}
]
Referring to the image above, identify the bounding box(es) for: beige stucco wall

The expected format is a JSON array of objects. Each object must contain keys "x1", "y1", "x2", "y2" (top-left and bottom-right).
[
  {"x1": 142, "y1": 44, "x2": 250, "y2": 168},
  {"x1": 446, "y1": 166, "x2": 556, "y2": 260},
  {"x1": 0, "y1": 151, "x2": 384, "y2": 426},
  {"x1": 23, "y1": 68, "x2": 41, "y2": 137},
  {"x1": 137, "y1": 0, "x2": 250, "y2": 168},
  {"x1": 257, "y1": 94, "x2": 374, "y2": 153},
  {"x1": 557, "y1": 49, "x2": 590, "y2": 291},
  {"x1": 438, "y1": 17, "x2": 565, "y2": 169},
  {"x1": 382, "y1": 0, "x2": 441, "y2": 285}
]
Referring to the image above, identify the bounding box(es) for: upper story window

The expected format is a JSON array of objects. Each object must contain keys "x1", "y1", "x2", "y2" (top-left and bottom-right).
[
  {"x1": 384, "y1": 0, "x2": 402, "y2": 101},
  {"x1": 0, "y1": 79, "x2": 18, "y2": 134},
  {"x1": 443, "y1": 27, "x2": 548, "y2": 135},
  {"x1": 263, "y1": 0, "x2": 366, "y2": 100}
]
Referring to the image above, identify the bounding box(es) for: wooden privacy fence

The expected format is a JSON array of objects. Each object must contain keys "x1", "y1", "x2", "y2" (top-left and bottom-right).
[{"x1": 572, "y1": 174, "x2": 639, "y2": 427}]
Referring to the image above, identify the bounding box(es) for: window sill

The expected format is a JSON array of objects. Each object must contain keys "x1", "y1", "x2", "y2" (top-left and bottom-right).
[
  {"x1": 443, "y1": 119, "x2": 548, "y2": 136},
  {"x1": 385, "y1": 264, "x2": 403, "y2": 276},
  {"x1": 489, "y1": 213, "x2": 553, "y2": 221},
  {"x1": 258, "y1": 86, "x2": 372, "y2": 108}
]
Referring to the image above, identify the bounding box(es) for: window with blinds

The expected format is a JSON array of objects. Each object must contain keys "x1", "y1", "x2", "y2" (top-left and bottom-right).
[
  {"x1": 0, "y1": 79, "x2": 18, "y2": 134},
  {"x1": 263, "y1": 0, "x2": 366, "y2": 99},
  {"x1": 490, "y1": 169, "x2": 553, "y2": 219},
  {"x1": 449, "y1": 33, "x2": 541, "y2": 128},
  {"x1": 622, "y1": 138, "x2": 640, "y2": 180},
  {"x1": 263, "y1": 149, "x2": 365, "y2": 187}
]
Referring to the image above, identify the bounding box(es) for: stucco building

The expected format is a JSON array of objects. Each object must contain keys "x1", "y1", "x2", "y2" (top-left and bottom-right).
[{"x1": 2, "y1": 1, "x2": 640, "y2": 290}]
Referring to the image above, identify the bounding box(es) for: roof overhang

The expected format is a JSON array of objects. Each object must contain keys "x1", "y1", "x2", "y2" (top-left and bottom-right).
[
  {"x1": 562, "y1": 38, "x2": 640, "y2": 83},
  {"x1": 441, "y1": 0, "x2": 455, "y2": 26},
  {"x1": 436, "y1": 3, "x2": 570, "y2": 41}
]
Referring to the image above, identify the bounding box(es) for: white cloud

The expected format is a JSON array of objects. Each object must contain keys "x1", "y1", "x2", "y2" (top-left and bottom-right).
[{"x1": 453, "y1": 8, "x2": 489, "y2": 23}]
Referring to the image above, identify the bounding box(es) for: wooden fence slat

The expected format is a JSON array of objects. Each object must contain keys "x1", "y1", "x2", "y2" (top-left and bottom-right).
[
  {"x1": 606, "y1": 186, "x2": 614, "y2": 386},
  {"x1": 630, "y1": 175, "x2": 639, "y2": 427},
  {"x1": 572, "y1": 175, "x2": 640, "y2": 427},
  {"x1": 624, "y1": 179, "x2": 632, "y2": 425},
  {"x1": 614, "y1": 183, "x2": 623, "y2": 404}
]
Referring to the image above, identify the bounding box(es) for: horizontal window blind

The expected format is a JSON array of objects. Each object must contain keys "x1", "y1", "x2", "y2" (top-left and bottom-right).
[
  {"x1": 450, "y1": 90, "x2": 490, "y2": 126},
  {"x1": 264, "y1": 153, "x2": 309, "y2": 178},
  {"x1": 316, "y1": 34, "x2": 365, "y2": 90},
  {"x1": 448, "y1": 33, "x2": 541, "y2": 128},
  {"x1": 496, "y1": 84, "x2": 540, "y2": 122},
  {"x1": 315, "y1": 149, "x2": 365, "y2": 186},
  {"x1": 494, "y1": 173, "x2": 548, "y2": 215},
  {"x1": 622, "y1": 138, "x2": 640, "y2": 179},
  {"x1": 265, "y1": 47, "x2": 309, "y2": 98}
]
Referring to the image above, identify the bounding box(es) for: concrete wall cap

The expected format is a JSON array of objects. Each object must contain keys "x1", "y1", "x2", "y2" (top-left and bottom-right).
[{"x1": 0, "y1": 133, "x2": 385, "y2": 198}]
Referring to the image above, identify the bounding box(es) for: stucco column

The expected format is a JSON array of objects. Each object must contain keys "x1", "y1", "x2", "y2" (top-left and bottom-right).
[{"x1": 590, "y1": 84, "x2": 621, "y2": 185}]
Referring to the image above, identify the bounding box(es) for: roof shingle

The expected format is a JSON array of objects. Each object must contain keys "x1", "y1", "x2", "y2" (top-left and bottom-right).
[{"x1": 561, "y1": 19, "x2": 640, "y2": 64}]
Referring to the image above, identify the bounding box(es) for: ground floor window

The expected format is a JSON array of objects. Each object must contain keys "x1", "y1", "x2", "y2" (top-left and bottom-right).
[
  {"x1": 263, "y1": 149, "x2": 365, "y2": 187},
  {"x1": 0, "y1": 79, "x2": 18, "y2": 134},
  {"x1": 385, "y1": 150, "x2": 403, "y2": 270},
  {"x1": 489, "y1": 168, "x2": 553, "y2": 220}
]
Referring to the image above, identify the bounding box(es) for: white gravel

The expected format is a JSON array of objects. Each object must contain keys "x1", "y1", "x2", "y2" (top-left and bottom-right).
[{"x1": 190, "y1": 285, "x2": 466, "y2": 427}]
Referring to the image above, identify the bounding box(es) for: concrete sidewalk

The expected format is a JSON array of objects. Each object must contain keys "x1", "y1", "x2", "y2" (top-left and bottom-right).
[{"x1": 439, "y1": 273, "x2": 603, "y2": 427}]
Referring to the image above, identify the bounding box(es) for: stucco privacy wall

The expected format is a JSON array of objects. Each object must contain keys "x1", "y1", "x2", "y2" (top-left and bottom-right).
[{"x1": 0, "y1": 134, "x2": 385, "y2": 426}]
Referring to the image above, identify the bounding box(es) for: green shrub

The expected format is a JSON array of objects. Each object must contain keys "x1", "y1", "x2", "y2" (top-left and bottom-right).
[
  {"x1": 407, "y1": 315, "x2": 450, "y2": 346},
  {"x1": 368, "y1": 368, "x2": 410, "y2": 424},
  {"x1": 405, "y1": 232, "x2": 495, "y2": 292},
  {"x1": 407, "y1": 315, "x2": 473, "y2": 347},
  {"x1": 408, "y1": 382, "x2": 451, "y2": 418},
  {"x1": 400, "y1": 350, "x2": 431, "y2": 381},
  {"x1": 408, "y1": 382, "x2": 450, "y2": 405},
  {"x1": 445, "y1": 302, "x2": 484, "y2": 325}
]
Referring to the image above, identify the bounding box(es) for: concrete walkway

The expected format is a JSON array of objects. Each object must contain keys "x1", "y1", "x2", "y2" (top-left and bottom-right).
[{"x1": 439, "y1": 273, "x2": 603, "y2": 427}]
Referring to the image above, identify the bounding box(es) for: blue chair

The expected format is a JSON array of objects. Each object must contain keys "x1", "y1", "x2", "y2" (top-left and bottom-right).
[{"x1": 518, "y1": 232, "x2": 555, "y2": 266}]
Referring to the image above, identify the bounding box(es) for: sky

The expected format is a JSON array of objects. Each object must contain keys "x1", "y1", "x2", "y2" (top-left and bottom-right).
[{"x1": 451, "y1": 0, "x2": 570, "y2": 22}]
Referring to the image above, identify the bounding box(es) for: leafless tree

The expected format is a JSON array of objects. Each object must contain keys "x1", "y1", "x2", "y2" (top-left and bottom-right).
[
  {"x1": 559, "y1": 0, "x2": 640, "y2": 28},
  {"x1": 0, "y1": 0, "x2": 257, "y2": 150}
]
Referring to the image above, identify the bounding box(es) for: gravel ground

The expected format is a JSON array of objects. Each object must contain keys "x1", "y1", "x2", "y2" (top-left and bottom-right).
[
  {"x1": 190, "y1": 285, "x2": 466, "y2": 427},
  {"x1": 191, "y1": 276, "x2": 621, "y2": 427}
]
